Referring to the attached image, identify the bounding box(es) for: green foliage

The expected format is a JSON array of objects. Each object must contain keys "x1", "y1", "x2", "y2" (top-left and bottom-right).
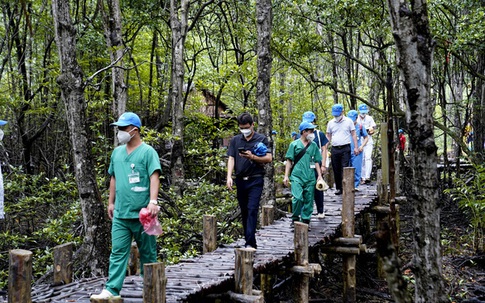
[
  {"x1": 158, "y1": 181, "x2": 239, "y2": 264},
  {"x1": 0, "y1": 166, "x2": 82, "y2": 289},
  {"x1": 444, "y1": 163, "x2": 485, "y2": 253}
]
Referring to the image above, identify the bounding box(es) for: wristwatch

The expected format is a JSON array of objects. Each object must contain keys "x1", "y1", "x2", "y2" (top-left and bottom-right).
[{"x1": 149, "y1": 199, "x2": 158, "y2": 205}]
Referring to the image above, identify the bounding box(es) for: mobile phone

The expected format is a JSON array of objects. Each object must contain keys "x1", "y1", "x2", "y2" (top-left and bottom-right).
[{"x1": 238, "y1": 147, "x2": 247, "y2": 153}]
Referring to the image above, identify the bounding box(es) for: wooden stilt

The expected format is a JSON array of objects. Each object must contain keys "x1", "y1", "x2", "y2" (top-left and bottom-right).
[
  {"x1": 203, "y1": 214, "x2": 217, "y2": 254},
  {"x1": 53, "y1": 242, "x2": 73, "y2": 285},
  {"x1": 342, "y1": 167, "x2": 356, "y2": 303},
  {"x1": 261, "y1": 205, "x2": 274, "y2": 227},
  {"x1": 8, "y1": 249, "x2": 32, "y2": 303},
  {"x1": 143, "y1": 262, "x2": 166, "y2": 303}
]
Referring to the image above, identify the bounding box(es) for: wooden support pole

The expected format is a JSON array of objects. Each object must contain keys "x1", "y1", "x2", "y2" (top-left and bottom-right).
[
  {"x1": 203, "y1": 215, "x2": 217, "y2": 254},
  {"x1": 235, "y1": 248, "x2": 255, "y2": 295},
  {"x1": 143, "y1": 262, "x2": 166, "y2": 303},
  {"x1": 293, "y1": 222, "x2": 309, "y2": 302},
  {"x1": 342, "y1": 167, "x2": 355, "y2": 238},
  {"x1": 260, "y1": 205, "x2": 274, "y2": 302},
  {"x1": 8, "y1": 249, "x2": 33, "y2": 303},
  {"x1": 342, "y1": 168, "x2": 356, "y2": 303},
  {"x1": 381, "y1": 123, "x2": 389, "y2": 186},
  {"x1": 53, "y1": 242, "x2": 73, "y2": 285},
  {"x1": 261, "y1": 205, "x2": 274, "y2": 227}
]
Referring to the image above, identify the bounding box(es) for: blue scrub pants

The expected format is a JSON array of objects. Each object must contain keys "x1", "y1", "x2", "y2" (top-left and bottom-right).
[
  {"x1": 106, "y1": 217, "x2": 157, "y2": 296},
  {"x1": 235, "y1": 176, "x2": 264, "y2": 248},
  {"x1": 351, "y1": 152, "x2": 363, "y2": 188}
]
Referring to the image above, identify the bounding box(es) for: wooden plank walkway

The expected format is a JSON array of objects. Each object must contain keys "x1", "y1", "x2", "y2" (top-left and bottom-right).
[{"x1": 24, "y1": 184, "x2": 377, "y2": 303}]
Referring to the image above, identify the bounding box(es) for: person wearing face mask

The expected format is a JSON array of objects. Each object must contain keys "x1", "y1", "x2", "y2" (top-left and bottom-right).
[
  {"x1": 301, "y1": 111, "x2": 329, "y2": 219},
  {"x1": 326, "y1": 104, "x2": 359, "y2": 195},
  {"x1": 283, "y1": 121, "x2": 323, "y2": 230},
  {"x1": 226, "y1": 112, "x2": 272, "y2": 250},
  {"x1": 0, "y1": 119, "x2": 7, "y2": 220},
  {"x1": 91, "y1": 112, "x2": 161, "y2": 300},
  {"x1": 356, "y1": 104, "x2": 377, "y2": 184}
]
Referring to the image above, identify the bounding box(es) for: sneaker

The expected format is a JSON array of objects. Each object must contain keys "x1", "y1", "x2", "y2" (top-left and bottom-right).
[
  {"x1": 335, "y1": 190, "x2": 342, "y2": 195},
  {"x1": 316, "y1": 213, "x2": 325, "y2": 219},
  {"x1": 90, "y1": 289, "x2": 121, "y2": 300},
  {"x1": 364, "y1": 179, "x2": 371, "y2": 184},
  {"x1": 354, "y1": 187, "x2": 360, "y2": 192}
]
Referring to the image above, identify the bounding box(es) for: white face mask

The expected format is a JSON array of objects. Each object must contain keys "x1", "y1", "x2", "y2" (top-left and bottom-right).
[
  {"x1": 240, "y1": 128, "x2": 252, "y2": 137},
  {"x1": 334, "y1": 115, "x2": 343, "y2": 122},
  {"x1": 117, "y1": 128, "x2": 136, "y2": 144},
  {"x1": 306, "y1": 133, "x2": 315, "y2": 141}
]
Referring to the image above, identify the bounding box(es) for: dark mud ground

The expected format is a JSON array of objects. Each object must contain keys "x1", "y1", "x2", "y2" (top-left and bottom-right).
[{"x1": 271, "y1": 188, "x2": 484, "y2": 303}]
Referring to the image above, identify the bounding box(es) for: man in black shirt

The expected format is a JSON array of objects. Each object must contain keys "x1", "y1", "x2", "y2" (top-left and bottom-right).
[{"x1": 226, "y1": 113, "x2": 273, "y2": 249}]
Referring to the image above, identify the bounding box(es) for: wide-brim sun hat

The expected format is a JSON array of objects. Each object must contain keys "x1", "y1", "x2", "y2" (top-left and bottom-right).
[
  {"x1": 299, "y1": 121, "x2": 317, "y2": 132},
  {"x1": 0, "y1": 120, "x2": 7, "y2": 126},
  {"x1": 110, "y1": 112, "x2": 142, "y2": 128}
]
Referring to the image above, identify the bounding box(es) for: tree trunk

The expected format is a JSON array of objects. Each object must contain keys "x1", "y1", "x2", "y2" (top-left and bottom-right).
[
  {"x1": 100, "y1": 0, "x2": 127, "y2": 119},
  {"x1": 256, "y1": 0, "x2": 274, "y2": 206},
  {"x1": 386, "y1": 0, "x2": 447, "y2": 302},
  {"x1": 169, "y1": 0, "x2": 189, "y2": 195},
  {"x1": 472, "y1": 52, "x2": 485, "y2": 160},
  {"x1": 51, "y1": 0, "x2": 110, "y2": 276}
]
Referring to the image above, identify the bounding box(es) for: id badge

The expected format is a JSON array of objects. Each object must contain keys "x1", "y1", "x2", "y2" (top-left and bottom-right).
[
  {"x1": 128, "y1": 172, "x2": 140, "y2": 184},
  {"x1": 310, "y1": 160, "x2": 316, "y2": 169}
]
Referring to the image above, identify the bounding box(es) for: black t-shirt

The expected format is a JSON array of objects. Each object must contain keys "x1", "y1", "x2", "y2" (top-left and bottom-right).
[{"x1": 227, "y1": 132, "x2": 271, "y2": 177}]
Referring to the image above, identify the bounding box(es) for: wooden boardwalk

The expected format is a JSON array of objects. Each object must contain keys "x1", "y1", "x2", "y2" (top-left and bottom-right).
[{"x1": 25, "y1": 185, "x2": 377, "y2": 303}]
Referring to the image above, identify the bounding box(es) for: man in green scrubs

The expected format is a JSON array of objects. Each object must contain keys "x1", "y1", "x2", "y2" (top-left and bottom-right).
[
  {"x1": 91, "y1": 112, "x2": 161, "y2": 300},
  {"x1": 283, "y1": 121, "x2": 323, "y2": 230}
]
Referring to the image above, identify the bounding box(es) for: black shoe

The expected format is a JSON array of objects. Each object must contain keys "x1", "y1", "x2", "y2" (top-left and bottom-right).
[
  {"x1": 365, "y1": 179, "x2": 371, "y2": 184},
  {"x1": 335, "y1": 190, "x2": 342, "y2": 195},
  {"x1": 302, "y1": 220, "x2": 311, "y2": 231}
]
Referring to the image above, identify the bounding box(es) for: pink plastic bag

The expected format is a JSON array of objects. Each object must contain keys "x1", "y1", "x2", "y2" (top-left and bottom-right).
[{"x1": 139, "y1": 208, "x2": 163, "y2": 236}]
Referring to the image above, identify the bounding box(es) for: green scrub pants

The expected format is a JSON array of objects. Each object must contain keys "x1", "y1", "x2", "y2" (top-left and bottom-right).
[
  {"x1": 106, "y1": 217, "x2": 157, "y2": 296},
  {"x1": 290, "y1": 178, "x2": 315, "y2": 222}
]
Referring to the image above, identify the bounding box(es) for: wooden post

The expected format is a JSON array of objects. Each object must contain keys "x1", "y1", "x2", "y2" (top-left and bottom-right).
[
  {"x1": 260, "y1": 205, "x2": 274, "y2": 301},
  {"x1": 235, "y1": 248, "x2": 255, "y2": 295},
  {"x1": 203, "y1": 215, "x2": 217, "y2": 254},
  {"x1": 8, "y1": 249, "x2": 33, "y2": 303},
  {"x1": 381, "y1": 123, "x2": 389, "y2": 186},
  {"x1": 53, "y1": 242, "x2": 73, "y2": 285},
  {"x1": 342, "y1": 168, "x2": 356, "y2": 303},
  {"x1": 293, "y1": 222, "x2": 309, "y2": 302},
  {"x1": 261, "y1": 205, "x2": 274, "y2": 227},
  {"x1": 143, "y1": 262, "x2": 166, "y2": 303}
]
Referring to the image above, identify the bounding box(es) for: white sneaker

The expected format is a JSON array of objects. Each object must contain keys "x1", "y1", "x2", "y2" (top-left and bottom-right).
[
  {"x1": 90, "y1": 289, "x2": 121, "y2": 300},
  {"x1": 316, "y1": 213, "x2": 325, "y2": 219}
]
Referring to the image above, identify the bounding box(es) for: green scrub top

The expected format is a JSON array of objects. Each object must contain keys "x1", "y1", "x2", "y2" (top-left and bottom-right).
[
  {"x1": 108, "y1": 142, "x2": 161, "y2": 219},
  {"x1": 286, "y1": 139, "x2": 322, "y2": 184}
]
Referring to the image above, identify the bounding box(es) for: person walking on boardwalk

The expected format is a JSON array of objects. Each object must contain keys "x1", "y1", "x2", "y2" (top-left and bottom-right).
[
  {"x1": 347, "y1": 110, "x2": 369, "y2": 190},
  {"x1": 0, "y1": 119, "x2": 7, "y2": 220},
  {"x1": 283, "y1": 121, "x2": 323, "y2": 229},
  {"x1": 326, "y1": 104, "x2": 359, "y2": 195},
  {"x1": 301, "y1": 111, "x2": 329, "y2": 218},
  {"x1": 356, "y1": 104, "x2": 377, "y2": 184},
  {"x1": 91, "y1": 112, "x2": 161, "y2": 300},
  {"x1": 226, "y1": 113, "x2": 273, "y2": 249}
]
